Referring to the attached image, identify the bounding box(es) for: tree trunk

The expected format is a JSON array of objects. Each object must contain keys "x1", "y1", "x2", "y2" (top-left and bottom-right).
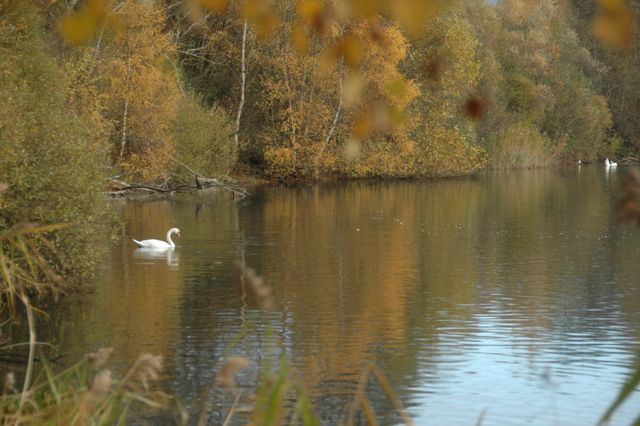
[
  {"x1": 315, "y1": 59, "x2": 344, "y2": 176},
  {"x1": 119, "y1": 57, "x2": 132, "y2": 160},
  {"x1": 233, "y1": 20, "x2": 248, "y2": 154}
]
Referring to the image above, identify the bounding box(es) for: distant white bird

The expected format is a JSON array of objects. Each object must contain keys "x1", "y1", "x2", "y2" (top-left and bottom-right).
[
  {"x1": 132, "y1": 228, "x2": 180, "y2": 249},
  {"x1": 605, "y1": 158, "x2": 618, "y2": 168}
]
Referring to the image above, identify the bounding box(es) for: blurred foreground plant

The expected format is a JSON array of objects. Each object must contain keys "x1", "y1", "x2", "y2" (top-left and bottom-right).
[
  {"x1": 0, "y1": 223, "x2": 71, "y2": 313},
  {"x1": 198, "y1": 264, "x2": 413, "y2": 426},
  {"x1": 0, "y1": 223, "x2": 72, "y2": 413},
  {"x1": 600, "y1": 171, "x2": 640, "y2": 425},
  {"x1": 0, "y1": 348, "x2": 168, "y2": 425},
  {"x1": 0, "y1": 218, "x2": 169, "y2": 424}
]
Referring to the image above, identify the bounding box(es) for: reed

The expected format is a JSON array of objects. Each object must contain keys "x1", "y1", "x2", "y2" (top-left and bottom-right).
[
  {"x1": 0, "y1": 348, "x2": 168, "y2": 425},
  {"x1": 195, "y1": 264, "x2": 414, "y2": 426},
  {"x1": 486, "y1": 123, "x2": 565, "y2": 169},
  {"x1": 0, "y1": 223, "x2": 71, "y2": 313}
]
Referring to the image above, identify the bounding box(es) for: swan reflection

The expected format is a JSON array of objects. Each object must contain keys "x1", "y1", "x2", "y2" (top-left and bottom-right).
[{"x1": 133, "y1": 247, "x2": 180, "y2": 269}]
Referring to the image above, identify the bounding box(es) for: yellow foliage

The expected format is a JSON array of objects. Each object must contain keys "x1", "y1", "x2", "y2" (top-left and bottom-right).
[
  {"x1": 389, "y1": 0, "x2": 445, "y2": 36},
  {"x1": 291, "y1": 22, "x2": 309, "y2": 53},
  {"x1": 593, "y1": 0, "x2": 635, "y2": 48},
  {"x1": 196, "y1": 0, "x2": 228, "y2": 13},
  {"x1": 241, "y1": 0, "x2": 280, "y2": 39},
  {"x1": 59, "y1": 0, "x2": 118, "y2": 45},
  {"x1": 94, "y1": 1, "x2": 180, "y2": 181},
  {"x1": 264, "y1": 146, "x2": 297, "y2": 175}
]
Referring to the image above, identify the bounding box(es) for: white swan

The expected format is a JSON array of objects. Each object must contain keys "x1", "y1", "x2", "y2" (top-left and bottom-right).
[
  {"x1": 605, "y1": 158, "x2": 618, "y2": 168},
  {"x1": 132, "y1": 228, "x2": 180, "y2": 249}
]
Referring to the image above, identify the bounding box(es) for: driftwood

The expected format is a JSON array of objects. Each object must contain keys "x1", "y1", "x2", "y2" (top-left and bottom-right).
[
  {"x1": 107, "y1": 157, "x2": 250, "y2": 199},
  {"x1": 620, "y1": 156, "x2": 640, "y2": 164}
]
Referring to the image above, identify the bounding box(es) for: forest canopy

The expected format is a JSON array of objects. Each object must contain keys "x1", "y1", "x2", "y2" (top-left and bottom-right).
[{"x1": 2, "y1": 0, "x2": 637, "y2": 185}]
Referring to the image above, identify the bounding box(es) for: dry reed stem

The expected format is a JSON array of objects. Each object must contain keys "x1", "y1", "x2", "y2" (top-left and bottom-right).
[
  {"x1": 18, "y1": 292, "x2": 35, "y2": 413},
  {"x1": 217, "y1": 356, "x2": 251, "y2": 393},
  {"x1": 372, "y1": 365, "x2": 413, "y2": 426},
  {"x1": 343, "y1": 363, "x2": 414, "y2": 426},
  {"x1": 3, "y1": 372, "x2": 16, "y2": 395},
  {"x1": 360, "y1": 396, "x2": 379, "y2": 426},
  {"x1": 197, "y1": 356, "x2": 250, "y2": 425},
  {"x1": 134, "y1": 353, "x2": 163, "y2": 390},
  {"x1": 476, "y1": 408, "x2": 487, "y2": 426},
  {"x1": 345, "y1": 365, "x2": 372, "y2": 425},
  {"x1": 222, "y1": 391, "x2": 242, "y2": 426},
  {"x1": 87, "y1": 347, "x2": 113, "y2": 368}
]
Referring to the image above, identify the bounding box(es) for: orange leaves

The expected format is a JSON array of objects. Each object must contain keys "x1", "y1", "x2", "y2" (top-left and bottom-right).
[
  {"x1": 389, "y1": 0, "x2": 444, "y2": 37},
  {"x1": 386, "y1": 77, "x2": 410, "y2": 101},
  {"x1": 333, "y1": 33, "x2": 365, "y2": 67},
  {"x1": 593, "y1": 0, "x2": 635, "y2": 48},
  {"x1": 291, "y1": 23, "x2": 309, "y2": 54},
  {"x1": 241, "y1": 0, "x2": 280, "y2": 39},
  {"x1": 343, "y1": 0, "x2": 382, "y2": 19},
  {"x1": 59, "y1": 0, "x2": 112, "y2": 44},
  {"x1": 343, "y1": 73, "x2": 366, "y2": 107},
  {"x1": 463, "y1": 96, "x2": 485, "y2": 121},
  {"x1": 297, "y1": 0, "x2": 329, "y2": 35},
  {"x1": 352, "y1": 102, "x2": 407, "y2": 140},
  {"x1": 196, "y1": 0, "x2": 228, "y2": 13}
]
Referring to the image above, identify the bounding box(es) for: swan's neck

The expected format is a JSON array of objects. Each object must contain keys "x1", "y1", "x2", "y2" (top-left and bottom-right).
[{"x1": 166, "y1": 230, "x2": 176, "y2": 247}]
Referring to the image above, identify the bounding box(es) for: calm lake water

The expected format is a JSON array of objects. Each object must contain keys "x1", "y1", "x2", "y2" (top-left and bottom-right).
[{"x1": 44, "y1": 166, "x2": 640, "y2": 425}]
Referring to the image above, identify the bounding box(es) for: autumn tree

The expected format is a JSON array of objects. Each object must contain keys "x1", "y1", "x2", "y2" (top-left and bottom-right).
[
  {"x1": 404, "y1": 8, "x2": 487, "y2": 176},
  {"x1": 470, "y1": 0, "x2": 612, "y2": 167},
  {"x1": 0, "y1": 0, "x2": 111, "y2": 286},
  {"x1": 93, "y1": 0, "x2": 180, "y2": 181},
  {"x1": 571, "y1": 0, "x2": 640, "y2": 155},
  {"x1": 260, "y1": 12, "x2": 420, "y2": 177}
]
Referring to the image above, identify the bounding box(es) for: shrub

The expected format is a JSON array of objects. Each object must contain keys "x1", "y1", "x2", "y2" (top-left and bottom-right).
[
  {"x1": 173, "y1": 95, "x2": 236, "y2": 178},
  {"x1": 0, "y1": 1, "x2": 111, "y2": 290},
  {"x1": 486, "y1": 123, "x2": 564, "y2": 169},
  {"x1": 598, "y1": 133, "x2": 624, "y2": 160}
]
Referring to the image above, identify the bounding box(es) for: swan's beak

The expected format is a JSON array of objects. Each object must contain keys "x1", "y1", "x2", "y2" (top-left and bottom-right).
[{"x1": 177, "y1": 231, "x2": 181, "y2": 238}]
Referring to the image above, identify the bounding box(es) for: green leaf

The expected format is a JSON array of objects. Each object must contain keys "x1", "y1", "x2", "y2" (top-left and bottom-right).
[{"x1": 599, "y1": 359, "x2": 640, "y2": 425}]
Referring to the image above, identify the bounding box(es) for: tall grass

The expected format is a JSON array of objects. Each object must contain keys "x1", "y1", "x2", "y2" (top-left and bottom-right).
[
  {"x1": 0, "y1": 223, "x2": 70, "y2": 312},
  {"x1": 1, "y1": 349, "x2": 167, "y2": 424},
  {"x1": 486, "y1": 123, "x2": 565, "y2": 169}
]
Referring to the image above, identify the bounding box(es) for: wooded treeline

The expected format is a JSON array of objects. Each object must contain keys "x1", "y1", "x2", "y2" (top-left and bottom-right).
[
  {"x1": 0, "y1": 0, "x2": 639, "y2": 286},
  {"x1": 2, "y1": 0, "x2": 637, "y2": 182}
]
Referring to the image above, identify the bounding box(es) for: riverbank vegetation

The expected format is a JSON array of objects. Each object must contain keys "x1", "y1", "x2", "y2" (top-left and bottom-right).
[
  {"x1": 2, "y1": 0, "x2": 635, "y2": 183},
  {"x1": 2, "y1": 0, "x2": 640, "y2": 423}
]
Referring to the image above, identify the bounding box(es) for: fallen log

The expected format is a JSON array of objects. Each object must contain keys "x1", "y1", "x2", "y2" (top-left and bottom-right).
[
  {"x1": 620, "y1": 156, "x2": 640, "y2": 164},
  {"x1": 107, "y1": 158, "x2": 251, "y2": 198}
]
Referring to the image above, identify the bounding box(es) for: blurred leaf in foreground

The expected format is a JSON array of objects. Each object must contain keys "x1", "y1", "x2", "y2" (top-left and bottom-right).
[
  {"x1": 593, "y1": 0, "x2": 635, "y2": 48},
  {"x1": 59, "y1": 0, "x2": 109, "y2": 44}
]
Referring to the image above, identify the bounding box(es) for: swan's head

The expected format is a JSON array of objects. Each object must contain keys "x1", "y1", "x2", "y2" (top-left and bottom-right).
[{"x1": 169, "y1": 227, "x2": 181, "y2": 238}]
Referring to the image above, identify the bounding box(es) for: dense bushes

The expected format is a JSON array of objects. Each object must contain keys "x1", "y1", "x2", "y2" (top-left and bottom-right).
[
  {"x1": 0, "y1": 1, "x2": 111, "y2": 288},
  {"x1": 486, "y1": 123, "x2": 564, "y2": 169},
  {"x1": 173, "y1": 95, "x2": 237, "y2": 178},
  {"x1": 478, "y1": 0, "x2": 613, "y2": 165}
]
